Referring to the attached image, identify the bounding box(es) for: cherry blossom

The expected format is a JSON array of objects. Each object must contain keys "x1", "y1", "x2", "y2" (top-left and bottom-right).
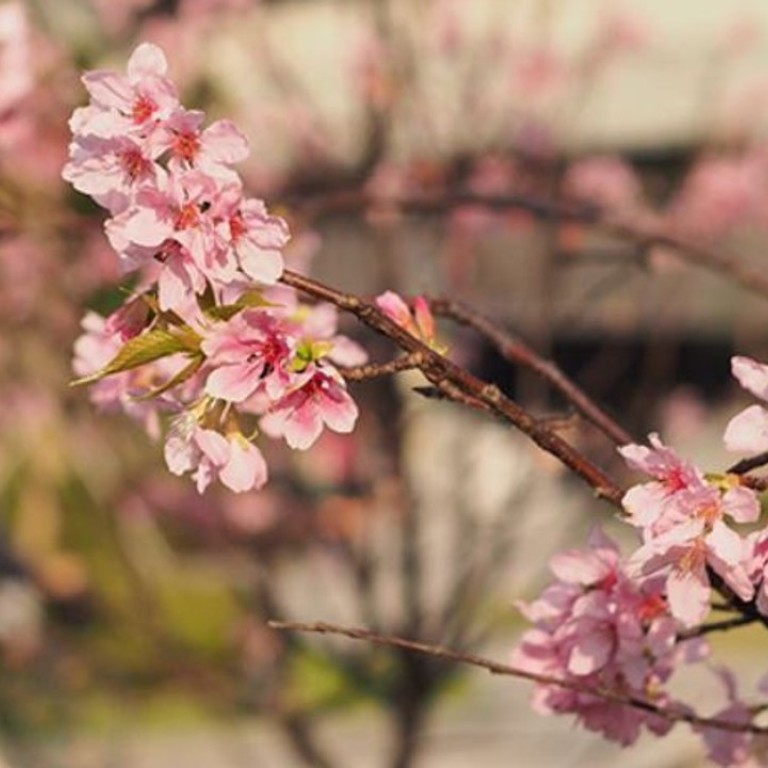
[
  {"x1": 513, "y1": 528, "x2": 698, "y2": 746},
  {"x1": 80, "y1": 43, "x2": 179, "y2": 137},
  {"x1": 164, "y1": 415, "x2": 268, "y2": 493},
  {"x1": 65, "y1": 42, "x2": 363, "y2": 492},
  {"x1": 619, "y1": 433, "x2": 758, "y2": 625},
  {"x1": 202, "y1": 310, "x2": 295, "y2": 402},
  {"x1": 260, "y1": 366, "x2": 358, "y2": 450}
]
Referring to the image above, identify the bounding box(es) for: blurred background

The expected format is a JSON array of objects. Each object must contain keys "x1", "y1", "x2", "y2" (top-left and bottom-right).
[{"x1": 3, "y1": 0, "x2": 768, "y2": 765}]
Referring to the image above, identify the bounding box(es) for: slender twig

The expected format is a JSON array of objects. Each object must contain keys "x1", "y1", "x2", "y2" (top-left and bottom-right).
[
  {"x1": 728, "y1": 451, "x2": 768, "y2": 476},
  {"x1": 429, "y1": 297, "x2": 635, "y2": 446},
  {"x1": 280, "y1": 269, "x2": 624, "y2": 507},
  {"x1": 268, "y1": 620, "x2": 768, "y2": 735},
  {"x1": 679, "y1": 615, "x2": 759, "y2": 639},
  {"x1": 340, "y1": 352, "x2": 424, "y2": 381}
]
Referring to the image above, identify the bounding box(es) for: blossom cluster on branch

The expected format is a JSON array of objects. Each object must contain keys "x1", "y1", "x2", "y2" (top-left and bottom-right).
[
  {"x1": 64, "y1": 43, "x2": 374, "y2": 493},
  {"x1": 514, "y1": 359, "x2": 768, "y2": 764}
]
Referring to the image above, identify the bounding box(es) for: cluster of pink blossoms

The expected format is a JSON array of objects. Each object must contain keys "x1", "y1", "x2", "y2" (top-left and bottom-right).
[
  {"x1": 514, "y1": 355, "x2": 768, "y2": 764},
  {"x1": 65, "y1": 43, "x2": 372, "y2": 493},
  {"x1": 513, "y1": 528, "x2": 697, "y2": 746}
]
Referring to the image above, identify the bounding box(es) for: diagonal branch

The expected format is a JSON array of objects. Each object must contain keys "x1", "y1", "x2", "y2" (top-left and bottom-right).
[
  {"x1": 429, "y1": 297, "x2": 635, "y2": 446},
  {"x1": 268, "y1": 620, "x2": 768, "y2": 736},
  {"x1": 340, "y1": 352, "x2": 425, "y2": 381},
  {"x1": 280, "y1": 269, "x2": 624, "y2": 507}
]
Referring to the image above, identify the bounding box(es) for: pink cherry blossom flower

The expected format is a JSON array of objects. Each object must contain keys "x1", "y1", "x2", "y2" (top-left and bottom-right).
[
  {"x1": 157, "y1": 108, "x2": 249, "y2": 177},
  {"x1": 629, "y1": 513, "x2": 754, "y2": 626},
  {"x1": 105, "y1": 169, "x2": 239, "y2": 309},
  {"x1": 62, "y1": 133, "x2": 160, "y2": 215},
  {"x1": 212, "y1": 186, "x2": 289, "y2": 285},
  {"x1": 513, "y1": 528, "x2": 699, "y2": 746},
  {"x1": 106, "y1": 167, "x2": 216, "y2": 261},
  {"x1": 81, "y1": 43, "x2": 179, "y2": 137},
  {"x1": 620, "y1": 434, "x2": 758, "y2": 625},
  {"x1": 260, "y1": 366, "x2": 358, "y2": 450},
  {"x1": 202, "y1": 310, "x2": 295, "y2": 403},
  {"x1": 164, "y1": 415, "x2": 267, "y2": 493},
  {"x1": 619, "y1": 433, "x2": 708, "y2": 534}
]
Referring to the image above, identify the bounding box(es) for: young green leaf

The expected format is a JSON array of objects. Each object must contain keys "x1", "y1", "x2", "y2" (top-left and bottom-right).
[{"x1": 71, "y1": 328, "x2": 198, "y2": 386}]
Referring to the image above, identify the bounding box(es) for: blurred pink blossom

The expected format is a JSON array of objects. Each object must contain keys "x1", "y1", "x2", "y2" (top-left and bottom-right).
[{"x1": 563, "y1": 156, "x2": 642, "y2": 212}]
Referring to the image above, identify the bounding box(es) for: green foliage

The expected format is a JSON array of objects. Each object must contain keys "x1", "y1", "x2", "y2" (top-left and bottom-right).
[{"x1": 71, "y1": 328, "x2": 200, "y2": 386}]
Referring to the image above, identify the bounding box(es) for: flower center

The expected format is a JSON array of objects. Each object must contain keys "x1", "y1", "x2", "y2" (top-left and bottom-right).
[
  {"x1": 120, "y1": 147, "x2": 151, "y2": 181},
  {"x1": 175, "y1": 202, "x2": 200, "y2": 231},
  {"x1": 132, "y1": 93, "x2": 157, "y2": 124},
  {"x1": 173, "y1": 131, "x2": 201, "y2": 162},
  {"x1": 230, "y1": 212, "x2": 247, "y2": 243}
]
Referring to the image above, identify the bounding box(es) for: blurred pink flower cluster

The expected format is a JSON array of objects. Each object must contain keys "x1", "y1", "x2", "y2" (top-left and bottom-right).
[{"x1": 65, "y1": 44, "x2": 368, "y2": 493}]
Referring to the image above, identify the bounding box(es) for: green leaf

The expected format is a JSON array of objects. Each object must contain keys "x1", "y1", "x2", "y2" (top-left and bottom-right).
[
  {"x1": 71, "y1": 329, "x2": 198, "y2": 386},
  {"x1": 132, "y1": 355, "x2": 204, "y2": 401},
  {"x1": 206, "y1": 291, "x2": 282, "y2": 322}
]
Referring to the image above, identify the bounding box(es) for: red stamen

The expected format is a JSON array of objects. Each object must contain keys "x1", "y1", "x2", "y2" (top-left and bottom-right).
[
  {"x1": 132, "y1": 93, "x2": 157, "y2": 124},
  {"x1": 174, "y1": 131, "x2": 201, "y2": 162}
]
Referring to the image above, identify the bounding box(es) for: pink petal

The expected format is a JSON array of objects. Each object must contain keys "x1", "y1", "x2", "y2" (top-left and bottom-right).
[
  {"x1": 666, "y1": 566, "x2": 710, "y2": 627},
  {"x1": 375, "y1": 291, "x2": 416, "y2": 334},
  {"x1": 722, "y1": 485, "x2": 760, "y2": 524},
  {"x1": 705, "y1": 521, "x2": 746, "y2": 567},
  {"x1": 238, "y1": 243, "x2": 283, "y2": 284},
  {"x1": 550, "y1": 549, "x2": 610, "y2": 585},
  {"x1": 567, "y1": 629, "x2": 613, "y2": 675},
  {"x1": 119, "y1": 206, "x2": 170, "y2": 248},
  {"x1": 158, "y1": 258, "x2": 193, "y2": 312},
  {"x1": 164, "y1": 432, "x2": 195, "y2": 475},
  {"x1": 82, "y1": 71, "x2": 133, "y2": 111},
  {"x1": 219, "y1": 440, "x2": 268, "y2": 493},
  {"x1": 413, "y1": 296, "x2": 436, "y2": 340},
  {"x1": 205, "y1": 362, "x2": 259, "y2": 403},
  {"x1": 284, "y1": 401, "x2": 323, "y2": 449},
  {"x1": 127, "y1": 42, "x2": 168, "y2": 80},
  {"x1": 302, "y1": 303, "x2": 338, "y2": 338},
  {"x1": 329, "y1": 336, "x2": 368, "y2": 367},
  {"x1": 732, "y1": 355, "x2": 768, "y2": 401},
  {"x1": 724, "y1": 405, "x2": 768, "y2": 453},
  {"x1": 202, "y1": 119, "x2": 249, "y2": 164},
  {"x1": 320, "y1": 388, "x2": 358, "y2": 434},
  {"x1": 618, "y1": 441, "x2": 654, "y2": 473},
  {"x1": 194, "y1": 428, "x2": 230, "y2": 466},
  {"x1": 621, "y1": 483, "x2": 670, "y2": 528}
]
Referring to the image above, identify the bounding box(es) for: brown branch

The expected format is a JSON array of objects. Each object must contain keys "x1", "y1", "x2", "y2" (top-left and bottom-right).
[
  {"x1": 728, "y1": 451, "x2": 768, "y2": 476},
  {"x1": 429, "y1": 297, "x2": 635, "y2": 446},
  {"x1": 268, "y1": 620, "x2": 768, "y2": 736},
  {"x1": 280, "y1": 269, "x2": 624, "y2": 507},
  {"x1": 340, "y1": 352, "x2": 424, "y2": 381},
  {"x1": 679, "y1": 615, "x2": 759, "y2": 639}
]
